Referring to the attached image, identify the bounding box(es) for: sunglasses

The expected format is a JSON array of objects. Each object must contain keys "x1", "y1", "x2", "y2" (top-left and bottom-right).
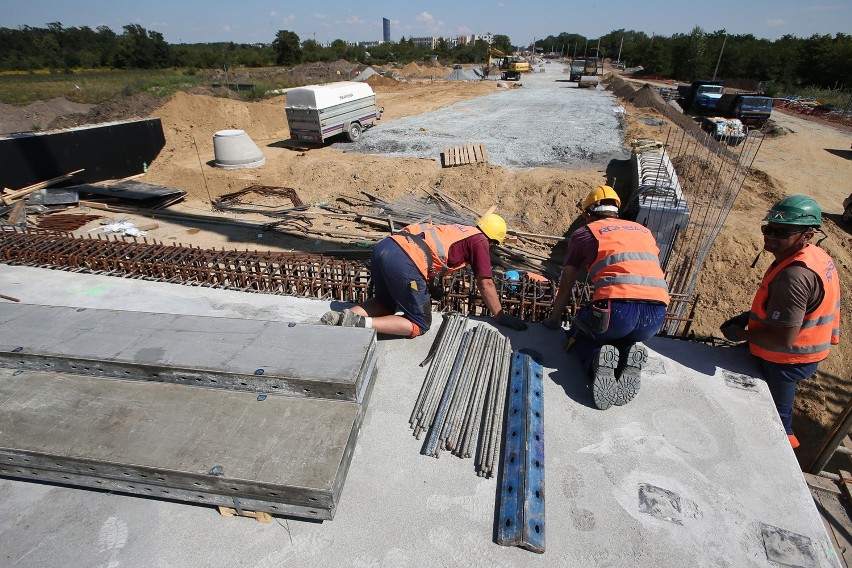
[{"x1": 760, "y1": 225, "x2": 806, "y2": 238}]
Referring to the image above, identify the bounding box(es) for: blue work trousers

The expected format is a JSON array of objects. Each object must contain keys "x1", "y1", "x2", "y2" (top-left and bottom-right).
[
  {"x1": 757, "y1": 358, "x2": 819, "y2": 435},
  {"x1": 567, "y1": 300, "x2": 667, "y2": 375}
]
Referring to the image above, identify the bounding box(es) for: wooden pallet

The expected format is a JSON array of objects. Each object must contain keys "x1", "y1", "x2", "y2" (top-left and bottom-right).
[{"x1": 442, "y1": 144, "x2": 488, "y2": 167}]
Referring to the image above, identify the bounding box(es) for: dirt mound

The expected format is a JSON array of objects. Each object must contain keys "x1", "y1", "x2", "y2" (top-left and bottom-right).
[
  {"x1": 761, "y1": 119, "x2": 792, "y2": 138},
  {"x1": 607, "y1": 76, "x2": 704, "y2": 138},
  {"x1": 0, "y1": 97, "x2": 95, "y2": 134},
  {"x1": 366, "y1": 75, "x2": 400, "y2": 87},
  {"x1": 399, "y1": 62, "x2": 423, "y2": 77},
  {"x1": 47, "y1": 92, "x2": 164, "y2": 131}
]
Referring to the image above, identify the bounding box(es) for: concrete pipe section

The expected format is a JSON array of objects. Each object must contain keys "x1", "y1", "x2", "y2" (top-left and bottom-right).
[{"x1": 213, "y1": 129, "x2": 265, "y2": 169}]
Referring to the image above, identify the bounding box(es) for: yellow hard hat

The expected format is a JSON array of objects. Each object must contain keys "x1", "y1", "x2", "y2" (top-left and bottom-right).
[
  {"x1": 582, "y1": 185, "x2": 621, "y2": 212},
  {"x1": 476, "y1": 213, "x2": 507, "y2": 245}
]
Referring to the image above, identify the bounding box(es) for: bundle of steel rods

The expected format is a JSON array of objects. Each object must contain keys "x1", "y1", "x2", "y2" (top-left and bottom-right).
[{"x1": 410, "y1": 312, "x2": 513, "y2": 477}]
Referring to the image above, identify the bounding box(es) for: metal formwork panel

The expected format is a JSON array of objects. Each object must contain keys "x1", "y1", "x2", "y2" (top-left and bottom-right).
[
  {"x1": 0, "y1": 303, "x2": 375, "y2": 402},
  {"x1": 0, "y1": 367, "x2": 377, "y2": 520}
]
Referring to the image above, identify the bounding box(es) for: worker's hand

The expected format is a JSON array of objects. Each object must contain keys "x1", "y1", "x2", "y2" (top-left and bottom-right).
[
  {"x1": 720, "y1": 324, "x2": 744, "y2": 342},
  {"x1": 542, "y1": 317, "x2": 562, "y2": 330},
  {"x1": 497, "y1": 312, "x2": 528, "y2": 331},
  {"x1": 720, "y1": 311, "x2": 750, "y2": 330},
  {"x1": 720, "y1": 311, "x2": 749, "y2": 342}
]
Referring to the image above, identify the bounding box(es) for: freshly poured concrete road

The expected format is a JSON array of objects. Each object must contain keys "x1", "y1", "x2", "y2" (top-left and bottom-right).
[{"x1": 0, "y1": 265, "x2": 840, "y2": 567}]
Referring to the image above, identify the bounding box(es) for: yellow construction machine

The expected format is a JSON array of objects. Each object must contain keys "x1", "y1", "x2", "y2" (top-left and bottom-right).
[{"x1": 487, "y1": 47, "x2": 530, "y2": 81}]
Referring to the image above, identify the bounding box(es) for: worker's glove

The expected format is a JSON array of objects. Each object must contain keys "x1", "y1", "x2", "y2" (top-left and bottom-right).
[
  {"x1": 497, "y1": 313, "x2": 528, "y2": 331},
  {"x1": 542, "y1": 317, "x2": 562, "y2": 330},
  {"x1": 720, "y1": 311, "x2": 749, "y2": 342}
]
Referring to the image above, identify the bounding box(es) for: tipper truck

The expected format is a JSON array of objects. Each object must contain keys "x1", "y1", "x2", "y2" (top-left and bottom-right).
[
  {"x1": 285, "y1": 81, "x2": 382, "y2": 144},
  {"x1": 677, "y1": 80, "x2": 724, "y2": 113},
  {"x1": 716, "y1": 93, "x2": 774, "y2": 128}
]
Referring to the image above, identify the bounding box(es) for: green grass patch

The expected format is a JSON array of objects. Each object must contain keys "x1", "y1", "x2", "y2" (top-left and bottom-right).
[{"x1": 0, "y1": 68, "x2": 209, "y2": 105}]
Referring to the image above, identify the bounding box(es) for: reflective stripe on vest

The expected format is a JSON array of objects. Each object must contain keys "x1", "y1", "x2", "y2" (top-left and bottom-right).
[
  {"x1": 389, "y1": 223, "x2": 478, "y2": 278},
  {"x1": 749, "y1": 244, "x2": 841, "y2": 364},
  {"x1": 586, "y1": 219, "x2": 670, "y2": 305}
]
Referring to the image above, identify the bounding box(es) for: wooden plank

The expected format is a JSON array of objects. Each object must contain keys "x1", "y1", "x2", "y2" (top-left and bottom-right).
[
  {"x1": 218, "y1": 506, "x2": 273, "y2": 523},
  {"x1": 465, "y1": 145, "x2": 474, "y2": 165},
  {"x1": 443, "y1": 147, "x2": 449, "y2": 167},
  {"x1": 480, "y1": 144, "x2": 488, "y2": 163},
  {"x1": 473, "y1": 144, "x2": 482, "y2": 163},
  {"x1": 1, "y1": 168, "x2": 85, "y2": 205},
  {"x1": 840, "y1": 470, "x2": 852, "y2": 506},
  {"x1": 805, "y1": 472, "x2": 842, "y2": 495},
  {"x1": 809, "y1": 485, "x2": 852, "y2": 567}
]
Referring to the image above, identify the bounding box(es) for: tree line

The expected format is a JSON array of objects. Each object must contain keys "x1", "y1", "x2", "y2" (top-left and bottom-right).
[
  {"x1": 536, "y1": 28, "x2": 851, "y2": 91},
  {"x1": 1, "y1": 23, "x2": 849, "y2": 91}
]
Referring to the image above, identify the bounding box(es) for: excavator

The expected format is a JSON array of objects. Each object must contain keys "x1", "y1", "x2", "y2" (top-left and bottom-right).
[{"x1": 487, "y1": 47, "x2": 530, "y2": 81}]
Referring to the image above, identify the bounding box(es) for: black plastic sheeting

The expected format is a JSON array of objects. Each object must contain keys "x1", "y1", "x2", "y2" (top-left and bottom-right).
[{"x1": 0, "y1": 119, "x2": 165, "y2": 191}]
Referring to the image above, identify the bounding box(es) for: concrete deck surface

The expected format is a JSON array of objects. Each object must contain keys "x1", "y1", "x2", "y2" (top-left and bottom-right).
[{"x1": 0, "y1": 265, "x2": 840, "y2": 567}]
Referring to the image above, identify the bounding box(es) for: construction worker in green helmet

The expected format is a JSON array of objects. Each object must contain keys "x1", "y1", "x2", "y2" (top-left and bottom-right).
[
  {"x1": 319, "y1": 213, "x2": 528, "y2": 337},
  {"x1": 720, "y1": 195, "x2": 841, "y2": 450}
]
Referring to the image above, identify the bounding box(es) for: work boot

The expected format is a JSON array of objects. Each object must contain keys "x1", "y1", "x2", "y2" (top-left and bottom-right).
[
  {"x1": 615, "y1": 343, "x2": 647, "y2": 406},
  {"x1": 340, "y1": 309, "x2": 367, "y2": 328},
  {"x1": 591, "y1": 345, "x2": 619, "y2": 410},
  {"x1": 788, "y1": 434, "x2": 800, "y2": 449},
  {"x1": 319, "y1": 310, "x2": 344, "y2": 325}
]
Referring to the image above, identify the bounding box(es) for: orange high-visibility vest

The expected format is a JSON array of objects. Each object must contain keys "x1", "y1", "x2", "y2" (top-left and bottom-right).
[
  {"x1": 390, "y1": 223, "x2": 480, "y2": 278},
  {"x1": 749, "y1": 244, "x2": 841, "y2": 364},
  {"x1": 586, "y1": 218, "x2": 670, "y2": 305}
]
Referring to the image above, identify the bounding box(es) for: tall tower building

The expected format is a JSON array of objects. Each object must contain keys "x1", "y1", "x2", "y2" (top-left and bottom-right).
[{"x1": 383, "y1": 18, "x2": 391, "y2": 42}]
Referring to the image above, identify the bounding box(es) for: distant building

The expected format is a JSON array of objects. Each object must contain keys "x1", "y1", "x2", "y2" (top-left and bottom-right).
[
  {"x1": 479, "y1": 32, "x2": 495, "y2": 45},
  {"x1": 410, "y1": 36, "x2": 437, "y2": 49},
  {"x1": 360, "y1": 41, "x2": 384, "y2": 48},
  {"x1": 383, "y1": 18, "x2": 391, "y2": 43}
]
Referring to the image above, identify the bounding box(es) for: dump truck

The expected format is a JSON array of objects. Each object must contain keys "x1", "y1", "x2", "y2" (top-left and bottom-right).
[
  {"x1": 569, "y1": 57, "x2": 603, "y2": 87},
  {"x1": 716, "y1": 93, "x2": 774, "y2": 128},
  {"x1": 285, "y1": 81, "x2": 382, "y2": 144},
  {"x1": 677, "y1": 80, "x2": 724, "y2": 113}
]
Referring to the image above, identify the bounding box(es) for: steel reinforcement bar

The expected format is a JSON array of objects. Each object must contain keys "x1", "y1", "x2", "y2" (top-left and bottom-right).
[
  {"x1": 0, "y1": 229, "x2": 560, "y2": 320},
  {"x1": 0, "y1": 228, "x2": 695, "y2": 333}
]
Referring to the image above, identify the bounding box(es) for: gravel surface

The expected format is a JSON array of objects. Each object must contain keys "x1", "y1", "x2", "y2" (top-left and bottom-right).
[{"x1": 348, "y1": 62, "x2": 629, "y2": 169}]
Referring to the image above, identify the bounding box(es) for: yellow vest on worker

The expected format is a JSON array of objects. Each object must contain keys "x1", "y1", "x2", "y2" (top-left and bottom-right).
[
  {"x1": 586, "y1": 218, "x2": 670, "y2": 305},
  {"x1": 749, "y1": 244, "x2": 841, "y2": 364},
  {"x1": 390, "y1": 223, "x2": 479, "y2": 278}
]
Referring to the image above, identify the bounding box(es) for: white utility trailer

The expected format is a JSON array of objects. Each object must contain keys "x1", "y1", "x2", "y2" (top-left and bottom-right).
[{"x1": 285, "y1": 81, "x2": 382, "y2": 143}]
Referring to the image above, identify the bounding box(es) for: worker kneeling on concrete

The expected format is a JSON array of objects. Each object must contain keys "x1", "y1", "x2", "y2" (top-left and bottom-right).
[
  {"x1": 542, "y1": 186, "x2": 670, "y2": 410},
  {"x1": 719, "y1": 196, "x2": 841, "y2": 450},
  {"x1": 319, "y1": 213, "x2": 528, "y2": 337}
]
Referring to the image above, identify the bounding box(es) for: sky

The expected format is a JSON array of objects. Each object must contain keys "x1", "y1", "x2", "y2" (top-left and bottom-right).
[{"x1": 4, "y1": 1, "x2": 850, "y2": 46}]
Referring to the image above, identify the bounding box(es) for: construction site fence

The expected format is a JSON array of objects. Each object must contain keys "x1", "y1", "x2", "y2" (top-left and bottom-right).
[{"x1": 0, "y1": 228, "x2": 696, "y2": 337}]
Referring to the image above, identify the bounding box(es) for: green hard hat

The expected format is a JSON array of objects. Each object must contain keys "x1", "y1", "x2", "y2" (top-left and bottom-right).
[{"x1": 763, "y1": 195, "x2": 822, "y2": 226}]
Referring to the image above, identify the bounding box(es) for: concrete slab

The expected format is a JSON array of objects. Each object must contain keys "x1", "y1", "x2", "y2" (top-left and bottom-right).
[
  {"x1": 0, "y1": 370, "x2": 367, "y2": 519},
  {"x1": 0, "y1": 265, "x2": 842, "y2": 567},
  {"x1": 0, "y1": 303, "x2": 376, "y2": 402}
]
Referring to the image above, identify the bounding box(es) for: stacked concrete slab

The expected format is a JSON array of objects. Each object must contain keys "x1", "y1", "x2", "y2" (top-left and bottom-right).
[{"x1": 0, "y1": 302, "x2": 377, "y2": 520}]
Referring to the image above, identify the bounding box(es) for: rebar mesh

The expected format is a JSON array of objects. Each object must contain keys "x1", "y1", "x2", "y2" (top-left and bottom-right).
[{"x1": 626, "y1": 127, "x2": 762, "y2": 335}]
